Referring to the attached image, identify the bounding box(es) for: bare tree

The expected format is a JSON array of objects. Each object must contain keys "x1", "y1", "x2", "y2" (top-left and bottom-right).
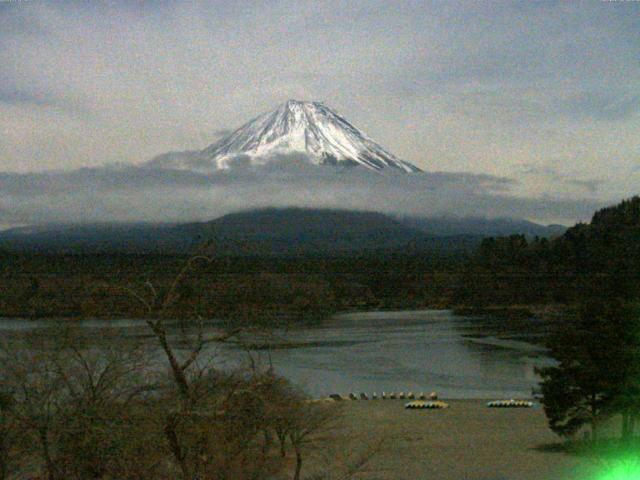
[
  {"x1": 0, "y1": 390, "x2": 19, "y2": 480},
  {"x1": 0, "y1": 330, "x2": 68, "y2": 480},
  {"x1": 0, "y1": 326, "x2": 153, "y2": 480},
  {"x1": 287, "y1": 401, "x2": 342, "y2": 480},
  {"x1": 89, "y1": 254, "x2": 291, "y2": 480},
  {"x1": 80, "y1": 252, "x2": 357, "y2": 480}
]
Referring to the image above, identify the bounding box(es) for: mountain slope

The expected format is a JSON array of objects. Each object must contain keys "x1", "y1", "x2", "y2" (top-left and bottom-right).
[
  {"x1": 183, "y1": 208, "x2": 429, "y2": 255},
  {"x1": 148, "y1": 100, "x2": 421, "y2": 172}
]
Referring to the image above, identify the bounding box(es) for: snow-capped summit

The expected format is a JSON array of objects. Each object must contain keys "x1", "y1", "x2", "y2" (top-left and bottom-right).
[{"x1": 148, "y1": 100, "x2": 421, "y2": 173}]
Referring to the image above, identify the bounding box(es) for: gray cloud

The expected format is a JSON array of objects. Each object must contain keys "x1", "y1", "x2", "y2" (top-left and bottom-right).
[
  {"x1": 566, "y1": 179, "x2": 605, "y2": 195},
  {"x1": 0, "y1": 157, "x2": 601, "y2": 227},
  {"x1": 0, "y1": 89, "x2": 55, "y2": 108},
  {"x1": 519, "y1": 163, "x2": 605, "y2": 194},
  {"x1": 0, "y1": 166, "x2": 212, "y2": 196},
  {"x1": 554, "y1": 91, "x2": 640, "y2": 122},
  {"x1": 0, "y1": 86, "x2": 89, "y2": 119}
]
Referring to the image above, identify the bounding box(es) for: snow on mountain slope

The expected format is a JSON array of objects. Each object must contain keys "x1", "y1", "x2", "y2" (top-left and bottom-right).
[{"x1": 148, "y1": 100, "x2": 421, "y2": 173}]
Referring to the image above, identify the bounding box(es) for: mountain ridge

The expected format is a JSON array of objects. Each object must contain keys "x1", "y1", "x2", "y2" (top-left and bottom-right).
[{"x1": 0, "y1": 208, "x2": 565, "y2": 255}]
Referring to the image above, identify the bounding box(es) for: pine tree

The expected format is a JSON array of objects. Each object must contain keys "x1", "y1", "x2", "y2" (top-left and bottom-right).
[{"x1": 536, "y1": 298, "x2": 640, "y2": 440}]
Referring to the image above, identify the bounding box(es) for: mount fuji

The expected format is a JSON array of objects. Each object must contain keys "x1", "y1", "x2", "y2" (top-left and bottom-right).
[{"x1": 148, "y1": 100, "x2": 421, "y2": 173}]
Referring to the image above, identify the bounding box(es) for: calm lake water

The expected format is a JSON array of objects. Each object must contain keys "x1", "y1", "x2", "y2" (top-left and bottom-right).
[{"x1": 0, "y1": 310, "x2": 552, "y2": 399}]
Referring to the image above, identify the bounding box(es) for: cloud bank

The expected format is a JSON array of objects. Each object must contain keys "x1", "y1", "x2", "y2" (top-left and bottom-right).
[{"x1": 0, "y1": 156, "x2": 603, "y2": 228}]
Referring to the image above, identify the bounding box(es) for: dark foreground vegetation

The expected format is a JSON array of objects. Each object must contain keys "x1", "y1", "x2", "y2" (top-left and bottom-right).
[
  {"x1": 0, "y1": 318, "x2": 378, "y2": 480},
  {"x1": 456, "y1": 196, "x2": 640, "y2": 308}
]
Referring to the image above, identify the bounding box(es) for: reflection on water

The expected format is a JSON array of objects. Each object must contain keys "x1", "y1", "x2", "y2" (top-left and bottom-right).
[{"x1": 0, "y1": 310, "x2": 552, "y2": 399}]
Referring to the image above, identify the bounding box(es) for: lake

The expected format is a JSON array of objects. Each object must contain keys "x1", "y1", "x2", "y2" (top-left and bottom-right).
[{"x1": 0, "y1": 310, "x2": 552, "y2": 399}]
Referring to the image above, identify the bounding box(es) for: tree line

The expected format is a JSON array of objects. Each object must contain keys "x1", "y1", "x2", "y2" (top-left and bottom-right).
[
  {"x1": 0, "y1": 250, "x2": 462, "y2": 322},
  {"x1": 456, "y1": 196, "x2": 640, "y2": 308}
]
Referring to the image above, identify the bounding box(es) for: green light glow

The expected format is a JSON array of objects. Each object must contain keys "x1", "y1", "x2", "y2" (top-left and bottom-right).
[{"x1": 597, "y1": 457, "x2": 640, "y2": 480}]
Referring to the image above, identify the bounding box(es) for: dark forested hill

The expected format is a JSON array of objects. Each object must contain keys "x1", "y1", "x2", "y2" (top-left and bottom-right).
[
  {"x1": 457, "y1": 196, "x2": 640, "y2": 307},
  {"x1": 180, "y1": 208, "x2": 429, "y2": 255}
]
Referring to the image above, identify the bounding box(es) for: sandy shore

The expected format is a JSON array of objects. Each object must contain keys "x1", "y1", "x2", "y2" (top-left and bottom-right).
[{"x1": 316, "y1": 399, "x2": 595, "y2": 480}]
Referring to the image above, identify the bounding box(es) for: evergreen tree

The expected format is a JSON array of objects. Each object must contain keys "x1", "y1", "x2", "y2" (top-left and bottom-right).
[{"x1": 536, "y1": 298, "x2": 640, "y2": 440}]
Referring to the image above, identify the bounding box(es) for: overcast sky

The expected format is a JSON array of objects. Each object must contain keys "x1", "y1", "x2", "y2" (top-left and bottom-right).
[{"x1": 0, "y1": 1, "x2": 638, "y2": 226}]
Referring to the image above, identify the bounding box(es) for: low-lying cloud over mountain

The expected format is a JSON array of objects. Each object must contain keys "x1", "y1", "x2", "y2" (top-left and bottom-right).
[{"x1": 0, "y1": 155, "x2": 602, "y2": 228}]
